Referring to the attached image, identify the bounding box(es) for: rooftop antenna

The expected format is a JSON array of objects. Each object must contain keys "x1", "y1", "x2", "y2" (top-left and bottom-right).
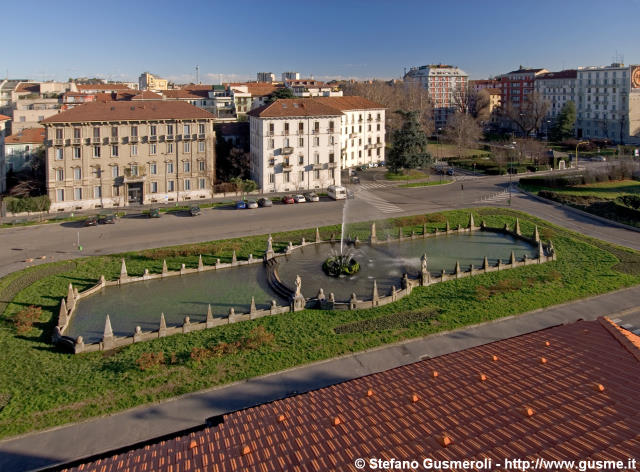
[{"x1": 195, "y1": 65, "x2": 199, "y2": 84}]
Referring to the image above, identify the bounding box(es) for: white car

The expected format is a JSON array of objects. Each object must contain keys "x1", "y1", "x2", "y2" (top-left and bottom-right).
[
  {"x1": 293, "y1": 194, "x2": 306, "y2": 203},
  {"x1": 304, "y1": 192, "x2": 320, "y2": 202}
]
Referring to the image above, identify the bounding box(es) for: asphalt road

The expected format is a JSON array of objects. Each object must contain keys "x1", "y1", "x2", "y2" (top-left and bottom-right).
[{"x1": 1, "y1": 171, "x2": 638, "y2": 279}]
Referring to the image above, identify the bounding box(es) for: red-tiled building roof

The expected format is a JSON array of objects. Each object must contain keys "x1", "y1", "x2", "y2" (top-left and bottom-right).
[
  {"x1": 76, "y1": 83, "x2": 133, "y2": 91},
  {"x1": 227, "y1": 83, "x2": 281, "y2": 97},
  {"x1": 182, "y1": 84, "x2": 215, "y2": 91},
  {"x1": 41, "y1": 101, "x2": 215, "y2": 124},
  {"x1": 162, "y1": 90, "x2": 204, "y2": 100},
  {"x1": 15, "y1": 82, "x2": 40, "y2": 94},
  {"x1": 61, "y1": 318, "x2": 640, "y2": 472},
  {"x1": 248, "y1": 99, "x2": 343, "y2": 118},
  {"x1": 131, "y1": 91, "x2": 163, "y2": 100},
  {"x1": 5, "y1": 128, "x2": 45, "y2": 144}
]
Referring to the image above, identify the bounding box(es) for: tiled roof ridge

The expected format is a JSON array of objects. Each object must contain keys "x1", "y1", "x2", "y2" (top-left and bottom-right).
[{"x1": 599, "y1": 316, "x2": 640, "y2": 362}]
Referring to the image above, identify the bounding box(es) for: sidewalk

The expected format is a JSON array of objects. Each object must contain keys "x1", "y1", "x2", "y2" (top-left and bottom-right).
[{"x1": 1, "y1": 285, "x2": 639, "y2": 472}]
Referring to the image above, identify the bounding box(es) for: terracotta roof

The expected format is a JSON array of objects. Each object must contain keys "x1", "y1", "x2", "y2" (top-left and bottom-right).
[
  {"x1": 162, "y1": 90, "x2": 204, "y2": 100},
  {"x1": 0, "y1": 114, "x2": 10, "y2": 121},
  {"x1": 76, "y1": 83, "x2": 133, "y2": 91},
  {"x1": 131, "y1": 91, "x2": 164, "y2": 100},
  {"x1": 94, "y1": 91, "x2": 138, "y2": 102},
  {"x1": 5, "y1": 128, "x2": 45, "y2": 144},
  {"x1": 61, "y1": 317, "x2": 640, "y2": 472},
  {"x1": 15, "y1": 82, "x2": 40, "y2": 93},
  {"x1": 536, "y1": 70, "x2": 578, "y2": 80},
  {"x1": 182, "y1": 84, "x2": 214, "y2": 91},
  {"x1": 247, "y1": 99, "x2": 344, "y2": 118},
  {"x1": 227, "y1": 83, "x2": 281, "y2": 97},
  {"x1": 41, "y1": 100, "x2": 214, "y2": 124},
  {"x1": 312, "y1": 96, "x2": 385, "y2": 111}
]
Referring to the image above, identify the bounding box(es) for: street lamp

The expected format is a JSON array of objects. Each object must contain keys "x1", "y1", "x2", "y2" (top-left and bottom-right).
[{"x1": 575, "y1": 140, "x2": 588, "y2": 169}]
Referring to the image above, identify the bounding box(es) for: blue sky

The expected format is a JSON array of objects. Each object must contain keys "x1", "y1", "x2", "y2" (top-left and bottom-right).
[{"x1": 4, "y1": 0, "x2": 640, "y2": 83}]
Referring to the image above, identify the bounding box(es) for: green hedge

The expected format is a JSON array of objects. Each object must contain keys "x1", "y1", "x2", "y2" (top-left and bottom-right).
[{"x1": 4, "y1": 196, "x2": 51, "y2": 214}]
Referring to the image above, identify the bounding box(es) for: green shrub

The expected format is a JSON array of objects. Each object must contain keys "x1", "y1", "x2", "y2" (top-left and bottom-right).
[
  {"x1": 618, "y1": 195, "x2": 640, "y2": 210},
  {"x1": 4, "y1": 196, "x2": 51, "y2": 214}
]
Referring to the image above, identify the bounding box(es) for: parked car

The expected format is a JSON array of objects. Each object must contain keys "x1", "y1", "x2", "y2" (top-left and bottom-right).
[
  {"x1": 258, "y1": 197, "x2": 273, "y2": 207},
  {"x1": 327, "y1": 185, "x2": 347, "y2": 200},
  {"x1": 293, "y1": 194, "x2": 306, "y2": 203},
  {"x1": 282, "y1": 195, "x2": 295, "y2": 204},
  {"x1": 235, "y1": 200, "x2": 247, "y2": 209},
  {"x1": 350, "y1": 176, "x2": 360, "y2": 184},
  {"x1": 189, "y1": 205, "x2": 201, "y2": 216},
  {"x1": 98, "y1": 213, "x2": 116, "y2": 224},
  {"x1": 83, "y1": 216, "x2": 98, "y2": 226},
  {"x1": 593, "y1": 155, "x2": 607, "y2": 162},
  {"x1": 304, "y1": 192, "x2": 319, "y2": 202},
  {"x1": 148, "y1": 208, "x2": 160, "y2": 218},
  {"x1": 446, "y1": 168, "x2": 455, "y2": 176},
  {"x1": 246, "y1": 199, "x2": 259, "y2": 209}
]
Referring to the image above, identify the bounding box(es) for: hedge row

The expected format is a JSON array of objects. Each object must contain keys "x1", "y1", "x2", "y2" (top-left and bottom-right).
[
  {"x1": 538, "y1": 191, "x2": 640, "y2": 228},
  {"x1": 4, "y1": 196, "x2": 51, "y2": 214}
]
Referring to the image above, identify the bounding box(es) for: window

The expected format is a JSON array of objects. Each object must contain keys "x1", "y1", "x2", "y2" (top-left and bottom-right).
[
  {"x1": 111, "y1": 127, "x2": 118, "y2": 138},
  {"x1": 167, "y1": 162, "x2": 174, "y2": 173},
  {"x1": 329, "y1": 136, "x2": 335, "y2": 145},
  {"x1": 298, "y1": 122, "x2": 304, "y2": 134},
  {"x1": 269, "y1": 123, "x2": 274, "y2": 135},
  {"x1": 57, "y1": 189, "x2": 64, "y2": 202},
  {"x1": 184, "y1": 179, "x2": 191, "y2": 190},
  {"x1": 112, "y1": 165, "x2": 119, "y2": 178},
  {"x1": 94, "y1": 186, "x2": 102, "y2": 198},
  {"x1": 55, "y1": 148, "x2": 63, "y2": 160},
  {"x1": 167, "y1": 142, "x2": 173, "y2": 153},
  {"x1": 314, "y1": 121, "x2": 319, "y2": 133},
  {"x1": 198, "y1": 178, "x2": 205, "y2": 189},
  {"x1": 150, "y1": 163, "x2": 157, "y2": 175},
  {"x1": 56, "y1": 169, "x2": 64, "y2": 181},
  {"x1": 284, "y1": 171, "x2": 290, "y2": 183},
  {"x1": 314, "y1": 169, "x2": 320, "y2": 180},
  {"x1": 315, "y1": 152, "x2": 320, "y2": 164},
  {"x1": 151, "y1": 181, "x2": 158, "y2": 193},
  {"x1": 167, "y1": 124, "x2": 174, "y2": 135},
  {"x1": 93, "y1": 127, "x2": 100, "y2": 138},
  {"x1": 284, "y1": 137, "x2": 290, "y2": 147},
  {"x1": 198, "y1": 141, "x2": 205, "y2": 153},
  {"x1": 55, "y1": 128, "x2": 63, "y2": 139},
  {"x1": 131, "y1": 144, "x2": 138, "y2": 156},
  {"x1": 299, "y1": 155, "x2": 304, "y2": 165},
  {"x1": 329, "y1": 121, "x2": 334, "y2": 132},
  {"x1": 183, "y1": 161, "x2": 191, "y2": 172},
  {"x1": 19, "y1": 116, "x2": 25, "y2": 122},
  {"x1": 168, "y1": 180, "x2": 175, "y2": 192},
  {"x1": 184, "y1": 124, "x2": 191, "y2": 135},
  {"x1": 298, "y1": 137, "x2": 304, "y2": 147},
  {"x1": 150, "y1": 125, "x2": 157, "y2": 136},
  {"x1": 111, "y1": 145, "x2": 118, "y2": 157},
  {"x1": 313, "y1": 137, "x2": 319, "y2": 146},
  {"x1": 150, "y1": 143, "x2": 157, "y2": 155},
  {"x1": 268, "y1": 139, "x2": 274, "y2": 149},
  {"x1": 73, "y1": 128, "x2": 81, "y2": 139},
  {"x1": 299, "y1": 171, "x2": 304, "y2": 181},
  {"x1": 184, "y1": 142, "x2": 190, "y2": 153},
  {"x1": 130, "y1": 165, "x2": 138, "y2": 177},
  {"x1": 330, "y1": 168, "x2": 335, "y2": 179},
  {"x1": 198, "y1": 123, "x2": 205, "y2": 134},
  {"x1": 131, "y1": 126, "x2": 138, "y2": 137},
  {"x1": 329, "y1": 152, "x2": 335, "y2": 163},
  {"x1": 199, "y1": 161, "x2": 205, "y2": 171},
  {"x1": 74, "y1": 188, "x2": 82, "y2": 200},
  {"x1": 268, "y1": 173, "x2": 274, "y2": 184},
  {"x1": 93, "y1": 146, "x2": 101, "y2": 158},
  {"x1": 284, "y1": 123, "x2": 289, "y2": 135},
  {"x1": 73, "y1": 147, "x2": 81, "y2": 159}
]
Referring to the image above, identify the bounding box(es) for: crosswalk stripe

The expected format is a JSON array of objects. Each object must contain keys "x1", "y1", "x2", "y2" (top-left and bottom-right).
[
  {"x1": 473, "y1": 189, "x2": 519, "y2": 204},
  {"x1": 358, "y1": 190, "x2": 402, "y2": 213}
]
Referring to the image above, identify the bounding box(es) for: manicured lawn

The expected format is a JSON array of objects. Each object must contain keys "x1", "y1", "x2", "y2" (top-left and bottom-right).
[
  {"x1": 385, "y1": 169, "x2": 430, "y2": 180},
  {"x1": 0, "y1": 208, "x2": 639, "y2": 438},
  {"x1": 521, "y1": 180, "x2": 640, "y2": 199},
  {"x1": 426, "y1": 143, "x2": 490, "y2": 158},
  {"x1": 398, "y1": 181, "x2": 451, "y2": 188}
]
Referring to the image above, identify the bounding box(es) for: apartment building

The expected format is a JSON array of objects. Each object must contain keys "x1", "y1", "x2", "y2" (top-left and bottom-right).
[
  {"x1": 248, "y1": 96, "x2": 385, "y2": 193},
  {"x1": 284, "y1": 79, "x2": 343, "y2": 98},
  {"x1": 257, "y1": 72, "x2": 276, "y2": 83},
  {"x1": 575, "y1": 63, "x2": 640, "y2": 144},
  {"x1": 0, "y1": 114, "x2": 11, "y2": 193},
  {"x1": 281, "y1": 71, "x2": 300, "y2": 81},
  {"x1": 534, "y1": 70, "x2": 577, "y2": 135},
  {"x1": 41, "y1": 100, "x2": 216, "y2": 211},
  {"x1": 138, "y1": 72, "x2": 169, "y2": 91},
  {"x1": 403, "y1": 64, "x2": 468, "y2": 127},
  {"x1": 1, "y1": 127, "x2": 45, "y2": 193}
]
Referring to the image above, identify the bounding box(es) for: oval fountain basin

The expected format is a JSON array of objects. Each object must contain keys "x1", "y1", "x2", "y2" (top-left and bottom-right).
[{"x1": 275, "y1": 231, "x2": 538, "y2": 302}]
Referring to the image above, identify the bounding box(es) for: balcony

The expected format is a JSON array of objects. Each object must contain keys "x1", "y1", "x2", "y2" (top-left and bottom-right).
[
  {"x1": 166, "y1": 134, "x2": 174, "y2": 141},
  {"x1": 268, "y1": 160, "x2": 275, "y2": 167},
  {"x1": 327, "y1": 128, "x2": 335, "y2": 133},
  {"x1": 129, "y1": 136, "x2": 139, "y2": 143},
  {"x1": 149, "y1": 135, "x2": 158, "y2": 142},
  {"x1": 183, "y1": 134, "x2": 192, "y2": 141},
  {"x1": 328, "y1": 161, "x2": 338, "y2": 168},
  {"x1": 123, "y1": 168, "x2": 147, "y2": 182},
  {"x1": 376, "y1": 142, "x2": 384, "y2": 148},
  {"x1": 110, "y1": 137, "x2": 119, "y2": 144},
  {"x1": 198, "y1": 133, "x2": 205, "y2": 140},
  {"x1": 54, "y1": 139, "x2": 63, "y2": 146},
  {"x1": 73, "y1": 138, "x2": 81, "y2": 145},
  {"x1": 282, "y1": 162, "x2": 292, "y2": 169},
  {"x1": 312, "y1": 163, "x2": 323, "y2": 170},
  {"x1": 91, "y1": 137, "x2": 101, "y2": 144},
  {"x1": 282, "y1": 146, "x2": 294, "y2": 155},
  {"x1": 312, "y1": 129, "x2": 320, "y2": 134},
  {"x1": 349, "y1": 133, "x2": 357, "y2": 139}
]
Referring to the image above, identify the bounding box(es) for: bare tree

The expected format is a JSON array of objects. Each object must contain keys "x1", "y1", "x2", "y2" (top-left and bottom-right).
[
  {"x1": 503, "y1": 92, "x2": 550, "y2": 137},
  {"x1": 444, "y1": 112, "x2": 482, "y2": 158}
]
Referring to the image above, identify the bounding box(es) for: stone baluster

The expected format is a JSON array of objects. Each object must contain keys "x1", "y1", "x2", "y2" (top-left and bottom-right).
[
  {"x1": 514, "y1": 218, "x2": 521, "y2": 236},
  {"x1": 231, "y1": 250, "x2": 237, "y2": 264},
  {"x1": 250, "y1": 296, "x2": 257, "y2": 315},
  {"x1": 533, "y1": 226, "x2": 540, "y2": 242},
  {"x1": 102, "y1": 314, "x2": 114, "y2": 350},
  {"x1": 159, "y1": 313, "x2": 167, "y2": 337},
  {"x1": 198, "y1": 255, "x2": 204, "y2": 271},
  {"x1": 206, "y1": 305, "x2": 214, "y2": 328},
  {"x1": 370, "y1": 222, "x2": 377, "y2": 244},
  {"x1": 315, "y1": 227, "x2": 321, "y2": 243},
  {"x1": 372, "y1": 280, "x2": 379, "y2": 306},
  {"x1": 182, "y1": 316, "x2": 191, "y2": 333},
  {"x1": 469, "y1": 213, "x2": 476, "y2": 230},
  {"x1": 120, "y1": 258, "x2": 128, "y2": 282},
  {"x1": 162, "y1": 259, "x2": 168, "y2": 275}
]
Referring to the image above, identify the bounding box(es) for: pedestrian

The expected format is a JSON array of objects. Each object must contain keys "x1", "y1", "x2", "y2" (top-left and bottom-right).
[{"x1": 461, "y1": 183, "x2": 464, "y2": 191}]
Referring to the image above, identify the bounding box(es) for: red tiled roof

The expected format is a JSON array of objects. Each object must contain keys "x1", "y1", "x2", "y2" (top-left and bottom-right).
[
  {"x1": 248, "y1": 98, "x2": 344, "y2": 118},
  {"x1": 76, "y1": 83, "x2": 133, "y2": 91},
  {"x1": 162, "y1": 90, "x2": 204, "y2": 100},
  {"x1": 182, "y1": 84, "x2": 214, "y2": 91},
  {"x1": 227, "y1": 83, "x2": 281, "y2": 97},
  {"x1": 131, "y1": 91, "x2": 163, "y2": 100},
  {"x1": 61, "y1": 318, "x2": 640, "y2": 472},
  {"x1": 41, "y1": 100, "x2": 214, "y2": 124},
  {"x1": 15, "y1": 82, "x2": 40, "y2": 93},
  {"x1": 5, "y1": 128, "x2": 45, "y2": 144}
]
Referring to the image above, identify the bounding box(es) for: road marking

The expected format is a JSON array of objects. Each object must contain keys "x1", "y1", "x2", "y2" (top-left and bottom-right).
[
  {"x1": 473, "y1": 188, "x2": 519, "y2": 204},
  {"x1": 357, "y1": 182, "x2": 391, "y2": 191},
  {"x1": 358, "y1": 190, "x2": 402, "y2": 213}
]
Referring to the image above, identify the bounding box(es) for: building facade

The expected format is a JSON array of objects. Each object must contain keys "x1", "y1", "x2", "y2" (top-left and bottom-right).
[
  {"x1": 257, "y1": 72, "x2": 276, "y2": 83},
  {"x1": 42, "y1": 101, "x2": 216, "y2": 211},
  {"x1": 533, "y1": 70, "x2": 577, "y2": 136},
  {"x1": 248, "y1": 97, "x2": 385, "y2": 193},
  {"x1": 138, "y1": 72, "x2": 169, "y2": 91},
  {"x1": 403, "y1": 64, "x2": 468, "y2": 128},
  {"x1": 281, "y1": 71, "x2": 300, "y2": 81},
  {"x1": 575, "y1": 63, "x2": 640, "y2": 144},
  {"x1": 285, "y1": 79, "x2": 343, "y2": 98}
]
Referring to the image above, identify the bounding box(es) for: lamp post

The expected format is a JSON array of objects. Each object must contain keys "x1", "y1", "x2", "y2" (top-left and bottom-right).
[{"x1": 575, "y1": 140, "x2": 588, "y2": 169}]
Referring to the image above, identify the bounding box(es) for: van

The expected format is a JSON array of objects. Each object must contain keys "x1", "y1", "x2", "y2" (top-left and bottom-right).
[{"x1": 327, "y1": 185, "x2": 347, "y2": 200}]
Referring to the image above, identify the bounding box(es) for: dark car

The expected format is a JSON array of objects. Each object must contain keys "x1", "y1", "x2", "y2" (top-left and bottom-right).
[
  {"x1": 446, "y1": 168, "x2": 455, "y2": 176},
  {"x1": 189, "y1": 205, "x2": 201, "y2": 216},
  {"x1": 258, "y1": 197, "x2": 273, "y2": 207},
  {"x1": 98, "y1": 213, "x2": 116, "y2": 224},
  {"x1": 148, "y1": 208, "x2": 160, "y2": 218},
  {"x1": 350, "y1": 176, "x2": 360, "y2": 184},
  {"x1": 235, "y1": 200, "x2": 247, "y2": 209},
  {"x1": 282, "y1": 195, "x2": 295, "y2": 204},
  {"x1": 83, "y1": 216, "x2": 98, "y2": 226}
]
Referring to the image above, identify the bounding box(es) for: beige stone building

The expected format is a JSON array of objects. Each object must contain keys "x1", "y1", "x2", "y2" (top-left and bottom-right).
[
  {"x1": 139, "y1": 72, "x2": 169, "y2": 91},
  {"x1": 42, "y1": 100, "x2": 216, "y2": 211}
]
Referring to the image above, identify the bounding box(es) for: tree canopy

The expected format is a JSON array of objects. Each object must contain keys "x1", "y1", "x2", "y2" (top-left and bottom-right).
[
  {"x1": 550, "y1": 101, "x2": 576, "y2": 142},
  {"x1": 387, "y1": 110, "x2": 431, "y2": 173},
  {"x1": 266, "y1": 87, "x2": 295, "y2": 103}
]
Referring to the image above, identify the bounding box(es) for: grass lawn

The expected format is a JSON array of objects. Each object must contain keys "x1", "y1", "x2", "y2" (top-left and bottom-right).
[
  {"x1": 0, "y1": 208, "x2": 639, "y2": 438},
  {"x1": 385, "y1": 169, "x2": 430, "y2": 180},
  {"x1": 426, "y1": 143, "x2": 490, "y2": 159},
  {"x1": 521, "y1": 180, "x2": 640, "y2": 199},
  {"x1": 398, "y1": 181, "x2": 451, "y2": 188}
]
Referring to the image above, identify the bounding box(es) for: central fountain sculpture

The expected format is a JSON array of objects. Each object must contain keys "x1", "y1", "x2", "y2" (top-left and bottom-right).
[{"x1": 322, "y1": 247, "x2": 360, "y2": 277}]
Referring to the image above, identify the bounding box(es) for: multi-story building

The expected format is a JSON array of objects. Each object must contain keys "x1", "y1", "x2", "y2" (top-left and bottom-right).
[
  {"x1": 0, "y1": 114, "x2": 11, "y2": 193},
  {"x1": 575, "y1": 63, "x2": 640, "y2": 144},
  {"x1": 1, "y1": 127, "x2": 45, "y2": 194},
  {"x1": 76, "y1": 83, "x2": 134, "y2": 94},
  {"x1": 248, "y1": 96, "x2": 385, "y2": 193},
  {"x1": 8, "y1": 81, "x2": 78, "y2": 132},
  {"x1": 138, "y1": 72, "x2": 169, "y2": 91},
  {"x1": 499, "y1": 67, "x2": 548, "y2": 108},
  {"x1": 257, "y1": 72, "x2": 276, "y2": 83},
  {"x1": 284, "y1": 79, "x2": 343, "y2": 98},
  {"x1": 534, "y1": 70, "x2": 577, "y2": 135},
  {"x1": 403, "y1": 64, "x2": 468, "y2": 128},
  {"x1": 281, "y1": 71, "x2": 300, "y2": 81},
  {"x1": 41, "y1": 100, "x2": 216, "y2": 211}
]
